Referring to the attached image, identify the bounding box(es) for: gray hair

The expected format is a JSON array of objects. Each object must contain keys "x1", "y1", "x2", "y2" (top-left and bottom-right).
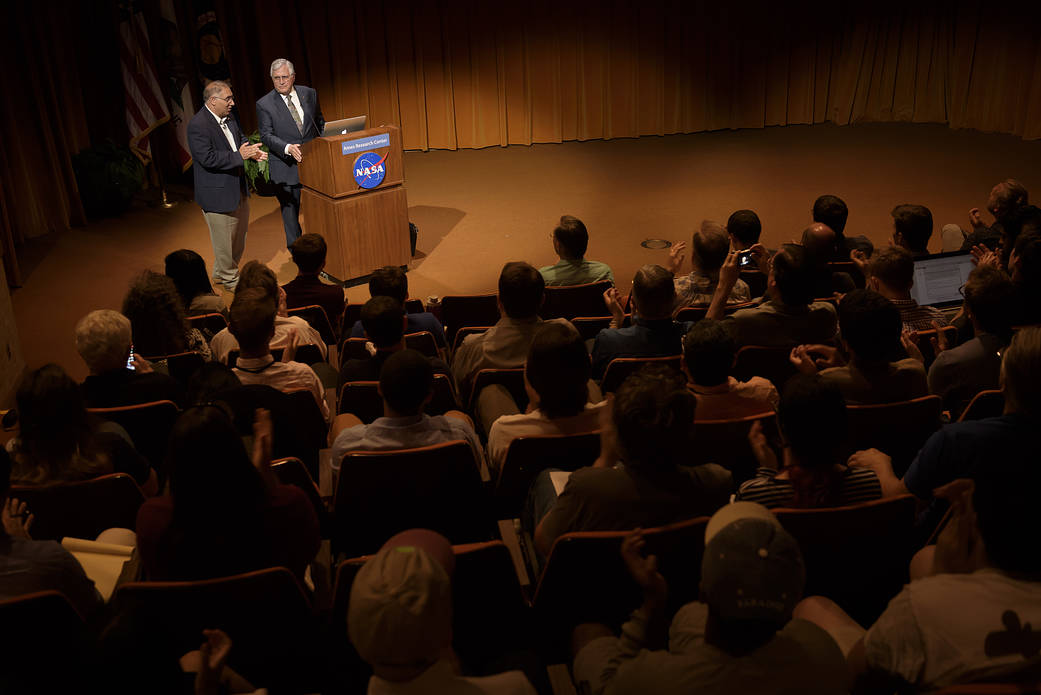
[
  {"x1": 203, "y1": 80, "x2": 231, "y2": 101},
  {"x1": 270, "y1": 58, "x2": 295, "y2": 77},
  {"x1": 75, "y1": 310, "x2": 132, "y2": 374}
]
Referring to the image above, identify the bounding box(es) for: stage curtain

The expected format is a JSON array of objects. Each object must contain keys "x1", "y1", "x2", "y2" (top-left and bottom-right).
[{"x1": 214, "y1": 0, "x2": 1041, "y2": 151}]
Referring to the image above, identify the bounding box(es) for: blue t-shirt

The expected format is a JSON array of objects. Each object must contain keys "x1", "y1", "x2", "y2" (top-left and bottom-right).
[
  {"x1": 350, "y1": 311, "x2": 447, "y2": 347},
  {"x1": 903, "y1": 414, "x2": 1039, "y2": 499}
]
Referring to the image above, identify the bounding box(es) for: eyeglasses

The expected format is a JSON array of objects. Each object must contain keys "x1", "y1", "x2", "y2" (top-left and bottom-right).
[
  {"x1": 958, "y1": 283, "x2": 966, "y2": 297},
  {"x1": 210, "y1": 94, "x2": 234, "y2": 103},
  {"x1": 272, "y1": 75, "x2": 294, "y2": 82}
]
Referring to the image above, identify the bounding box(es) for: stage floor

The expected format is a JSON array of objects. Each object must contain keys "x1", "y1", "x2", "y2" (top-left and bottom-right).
[{"x1": 11, "y1": 121, "x2": 1041, "y2": 381}]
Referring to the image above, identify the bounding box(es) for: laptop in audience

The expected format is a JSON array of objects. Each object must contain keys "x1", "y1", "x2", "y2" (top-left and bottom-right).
[{"x1": 910, "y1": 251, "x2": 975, "y2": 308}]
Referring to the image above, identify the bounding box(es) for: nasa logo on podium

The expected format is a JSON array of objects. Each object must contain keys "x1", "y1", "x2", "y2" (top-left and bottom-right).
[{"x1": 352, "y1": 151, "x2": 387, "y2": 189}]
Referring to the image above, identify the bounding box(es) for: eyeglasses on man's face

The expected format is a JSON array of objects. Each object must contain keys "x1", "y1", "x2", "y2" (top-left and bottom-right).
[
  {"x1": 210, "y1": 94, "x2": 234, "y2": 103},
  {"x1": 272, "y1": 74, "x2": 294, "y2": 83}
]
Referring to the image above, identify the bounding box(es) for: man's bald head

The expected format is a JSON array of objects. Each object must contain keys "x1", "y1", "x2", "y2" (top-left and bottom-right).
[{"x1": 801, "y1": 223, "x2": 836, "y2": 260}]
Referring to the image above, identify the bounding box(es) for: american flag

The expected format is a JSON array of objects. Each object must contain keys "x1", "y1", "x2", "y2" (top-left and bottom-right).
[{"x1": 119, "y1": 1, "x2": 169, "y2": 163}]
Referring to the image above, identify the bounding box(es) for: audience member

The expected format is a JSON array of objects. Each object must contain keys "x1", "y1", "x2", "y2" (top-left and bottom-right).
[
  {"x1": 928, "y1": 265, "x2": 1015, "y2": 415},
  {"x1": 801, "y1": 223, "x2": 855, "y2": 297},
  {"x1": 737, "y1": 375, "x2": 881, "y2": 508},
  {"x1": 340, "y1": 296, "x2": 452, "y2": 389},
  {"x1": 591, "y1": 264, "x2": 693, "y2": 379},
  {"x1": 281, "y1": 233, "x2": 345, "y2": 334},
  {"x1": 571, "y1": 504, "x2": 847, "y2": 694},
  {"x1": 791, "y1": 289, "x2": 927, "y2": 404},
  {"x1": 681, "y1": 319, "x2": 777, "y2": 420},
  {"x1": 797, "y1": 452, "x2": 1041, "y2": 691},
  {"x1": 959, "y1": 179, "x2": 1029, "y2": 253},
  {"x1": 813, "y1": 193, "x2": 872, "y2": 259},
  {"x1": 164, "y1": 249, "x2": 227, "y2": 318},
  {"x1": 485, "y1": 322, "x2": 605, "y2": 475},
  {"x1": 349, "y1": 265, "x2": 447, "y2": 348},
  {"x1": 135, "y1": 406, "x2": 319, "y2": 582},
  {"x1": 0, "y1": 447, "x2": 103, "y2": 619},
  {"x1": 452, "y1": 262, "x2": 558, "y2": 394},
  {"x1": 8, "y1": 364, "x2": 156, "y2": 495},
  {"x1": 533, "y1": 365, "x2": 731, "y2": 556},
  {"x1": 726, "y1": 209, "x2": 762, "y2": 249},
  {"x1": 331, "y1": 349, "x2": 483, "y2": 466},
  {"x1": 995, "y1": 204, "x2": 1041, "y2": 269},
  {"x1": 865, "y1": 246, "x2": 948, "y2": 331},
  {"x1": 209, "y1": 260, "x2": 325, "y2": 364},
  {"x1": 708, "y1": 244, "x2": 838, "y2": 348},
  {"x1": 538, "y1": 214, "x2": 614, "y2": 286},
  {"x1": 348, "y1": 528, "x2": 538, "y2": 694},
  {"x1": 1010, "y1": 231, "x2": 1041, "y2": 326},
  {"x1": 122, "y1": 270, "x2": 211, "y2": 362},
  {"x1": 185, "y1": 362, "x2": 242, "y2": 407},
  {"x1": 666, "y1": 220, "x2": 750, "y2": 308},
  {"x1": 890, "y1": 204, "x2": 933, "y2": 257},
  {"x1": 228, "y1": 288, "x2": 330, "y2": 421},
  {"x1": 849, "y1": 325, "x2": 1041, "y2": 504},
  {"x1": 75, "y1": 309, "x2": 185, "y2": 408}
]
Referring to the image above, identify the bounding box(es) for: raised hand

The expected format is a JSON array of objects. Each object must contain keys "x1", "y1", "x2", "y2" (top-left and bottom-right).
[
  {"x1": 748, "y1": 420, "x2": 777, "y2": 470},
  {"x1": 250, "y1": 408, "x2": 275, "y2": 487},
  {"x1": 929, "y1": 321, "x2": 949, "y2": 355},
  {"x1": 789, "y1": 345, "x2": 819, "y2": 375},
  {"x1": 2, "y1": 498, "x2": 33, "y2": 539},
  {"x1": 666, "y1": 241, "x2": 687, "y2": 274},
  {"x1": 901, "y1": 329, "x2": 925, "y2": 364},
  {"x1": 282, "y1": 328, "x2": 298, "y2": 363},
  {"x1": 968, "y1": 207, "x2": 985, "y2": 230},
  {"x1": 603, "y1": 287, "x2": 625, "y2": 322},
  {"x1": 749, "y1": 243, "x2": 770, "y2": 275},
  {"x1": 131, "y1": 354, "x2": 154, "y2": 374},
  {"x1": 850, "y1": 248, "x2": 870, "y2": 275},
  {"x1": 970, "y1": 243, "x2": 1000, "y2": 268}
]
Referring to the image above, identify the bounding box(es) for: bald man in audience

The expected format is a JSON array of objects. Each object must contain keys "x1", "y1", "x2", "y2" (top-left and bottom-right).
[{"x1": 801, "y1": 223, "x2": 855, "y2": 297}]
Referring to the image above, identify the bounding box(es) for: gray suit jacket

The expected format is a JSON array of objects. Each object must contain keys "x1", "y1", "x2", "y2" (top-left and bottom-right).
[{"x1": 256, "y1": 86, "x2": 325, "y2": 186}]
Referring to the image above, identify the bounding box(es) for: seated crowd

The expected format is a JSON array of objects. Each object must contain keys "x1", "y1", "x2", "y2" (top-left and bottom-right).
[{"x1": 2, "y1": 185, "x2": 1041, "y2": 694}]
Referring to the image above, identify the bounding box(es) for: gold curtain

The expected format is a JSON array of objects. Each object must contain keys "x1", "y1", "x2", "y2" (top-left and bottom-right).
[{"x1": 217, "y1": 0, "x2": 1041, "y2": 151}]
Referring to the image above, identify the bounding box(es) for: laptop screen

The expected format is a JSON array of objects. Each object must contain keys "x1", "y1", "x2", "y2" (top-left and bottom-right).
[{"x1": 909, "y1": 251, "x2": 975, "y2": 308}]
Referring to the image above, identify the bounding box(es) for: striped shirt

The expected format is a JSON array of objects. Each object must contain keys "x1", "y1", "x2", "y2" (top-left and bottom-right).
[{"x1": 736, "y1": 466, "x2": 882, "y2": 509}]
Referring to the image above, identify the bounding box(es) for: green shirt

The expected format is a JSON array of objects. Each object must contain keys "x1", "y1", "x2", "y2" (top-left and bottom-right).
[{"x1": 538, "y1": 258, "x2": 614, "y2": 287}]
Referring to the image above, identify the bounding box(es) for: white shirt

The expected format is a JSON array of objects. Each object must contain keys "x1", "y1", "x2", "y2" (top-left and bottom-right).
[{"x1": 206, "y1": 104, "x2": 239, "y2": 154}]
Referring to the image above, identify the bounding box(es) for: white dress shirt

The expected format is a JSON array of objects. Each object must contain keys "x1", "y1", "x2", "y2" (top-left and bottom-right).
[{"x1": 206, "y1": 104, "x2": 240, "y2": 154}]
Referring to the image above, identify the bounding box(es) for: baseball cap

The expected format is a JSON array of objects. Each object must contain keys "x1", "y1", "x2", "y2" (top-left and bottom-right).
[
  {"x1": 347, "y1": 529, "x2": 455, "y2": 667},
  {"x1": 700, "y1": 502, "x2": 805, "y2": 622}
]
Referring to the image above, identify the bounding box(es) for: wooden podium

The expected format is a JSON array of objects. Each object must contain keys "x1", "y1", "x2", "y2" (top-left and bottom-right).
[{"x1": 298, "y1": 125, "x2": 410, "y2": 281}]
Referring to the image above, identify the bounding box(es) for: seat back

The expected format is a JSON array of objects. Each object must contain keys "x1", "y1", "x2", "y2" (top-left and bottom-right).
[
  {"x1": 571, "y1": 315, "x2": 631, "y2": 341},
  {"x1": 495, "y1": 431, "x2": 601, "y2": 517},
  {"x1": 287, "y1": 304, "x2": 337, "y2": 345},
  {"x1": 108, "y1": 568, "x2": 318, "y2": 692},
  {"x1": 601, "y1": 355, "x2": 683, "y2": 393},
  {"x1": 441, "y1": 293, "x2": 499, "y2": 345},
  {"x1": 846, "y1": 395, "x2": 943, "y2": 477},
  {"x1": 11, "y1": 473, "x2": 145, "y2": 542},
  {"x1": 541, "y1": 281, "x2": 612, "y2": 320},
  {"x1": 333, "y1": 441, "x2": 491, "y2": 557},
  {"x1": 674, "y1": 305, "x2": 709, "y2": 322},
  {"x1": 958, "y1": 389, "x2": 1005, "y2": 422},
  {"x1": 827, "y1": 261, "x2": 866, "y2": 288},
  {"x1": 404, "y1": 330, "x2": 439, "y2": 357},
  {"x1": 0, "y1": 591, "x2": 92, "y2": 691},
  {"x1": 451, "y1": 325, "x2": 492, "y2": 355},
  {"x1": 691, "y1": 413, "x2": 780, "y2": 485},
  {"x1": 339, "y1": 374, "x2": 456, "y2": 421},
  {"x1": 333, "y1": 541, "x2": 529, "y2": 673},
  {"x1": 87, "y1": 399, "x2": 180, "y2": 475},
  {"x1": 339, "y1": 337, "x2": 371, "y2": 366},
  {"x1": 533, "y1": 516, "x2": 710, "y2": 645},
  {"x1": 732, "y1": 345, "x2": 798, "y2": 391},
  {"x1": 467, "y1": 367, "x2": 527, "y2": 411},
  {"x1": 144, "y1": 350, "x2": 205, "y2": 388},
  {"x1": 774, "y1": 495, "x2": 918, "y2": 625},
  {"x1": 342, "y1": 299, "x2": 425, "y2": 337},
  {"x1": 186, "y1": 312, "x2": 228, "y2": 340},
  {"x1": 912, "y1": 325, "x2": 959, "y2": 370},
  {"x1": 271, "y1": 457, "x2": 329, "y2": 537}
]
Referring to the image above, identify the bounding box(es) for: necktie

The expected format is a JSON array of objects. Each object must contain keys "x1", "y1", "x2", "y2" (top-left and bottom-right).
[{"x1": 286, "y1": 94, "x2": 304, "y2": 135}]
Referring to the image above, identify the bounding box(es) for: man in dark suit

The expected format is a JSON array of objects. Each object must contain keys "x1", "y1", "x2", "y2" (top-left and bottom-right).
[
  {"x1": 187, "y1": 80, "x2": 266, "y2": 291},
  {"x1": 257, "y1": 58, "x2": 325, "y2": 247}
]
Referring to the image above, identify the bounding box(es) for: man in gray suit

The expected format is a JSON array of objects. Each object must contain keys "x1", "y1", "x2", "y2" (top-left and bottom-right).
[
  {"x1": 187, "y1": 80, "x2": 266, "y2": 291},
  {"x1": 257, "y1": 58, "x2": 325, "y2": 247}
]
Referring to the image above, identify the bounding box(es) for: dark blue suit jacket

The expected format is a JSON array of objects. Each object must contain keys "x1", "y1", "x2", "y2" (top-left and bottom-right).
[
  {"x1": 187, "y1": 107, "x2": 248, "y2": 214},
  {"x1": 256, "y1": 86, "x2": 324, "y2": 186}
]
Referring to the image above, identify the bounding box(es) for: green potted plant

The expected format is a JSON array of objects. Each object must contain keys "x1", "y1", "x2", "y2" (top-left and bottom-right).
[{"x1": 243, "y1": 132, "x2": 278, "y2": 196}]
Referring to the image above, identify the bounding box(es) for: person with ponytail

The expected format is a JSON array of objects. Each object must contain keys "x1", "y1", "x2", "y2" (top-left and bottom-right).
[{"x1": 737, "y1": 374, "x2": 881, "y2": 508}]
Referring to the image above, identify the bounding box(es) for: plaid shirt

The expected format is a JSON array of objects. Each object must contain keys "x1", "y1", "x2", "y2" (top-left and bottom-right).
[{"x1": 673, "y1": 272, "x2": 750, "y2": 309}]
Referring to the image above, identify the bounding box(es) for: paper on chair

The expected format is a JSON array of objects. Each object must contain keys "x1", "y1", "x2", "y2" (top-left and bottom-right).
[
  {"x1": 549, "y1": 470, "x2": 573, "y2": 497},
  {"x1": 61, "y1": 537, "x2": 134, "y2": 601}
]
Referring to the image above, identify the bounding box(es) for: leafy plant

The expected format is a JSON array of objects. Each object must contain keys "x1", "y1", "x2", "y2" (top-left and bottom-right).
[
  {"x1": 71, "y1": 141, "x2": 146, "y2": 218},
  {"x1": 242, "y1": 132, "x2": 271, "y2": 192}
]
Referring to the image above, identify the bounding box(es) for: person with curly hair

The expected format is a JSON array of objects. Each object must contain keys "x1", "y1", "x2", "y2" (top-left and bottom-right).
[
  {"x1": 164, "y1": 249, "x2": 228, "y2": 318},
  {"x1": 122, "y1": 270, "x2": 211, "y2": 364}
]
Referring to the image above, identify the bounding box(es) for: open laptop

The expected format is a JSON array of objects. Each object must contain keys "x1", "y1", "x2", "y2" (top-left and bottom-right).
[
  {"x1": 321, "y1": 115, "x2": 367, "y2": 137},
  {"x1": 909, "y1": 250, "x2": 976, "y2": 308}
]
